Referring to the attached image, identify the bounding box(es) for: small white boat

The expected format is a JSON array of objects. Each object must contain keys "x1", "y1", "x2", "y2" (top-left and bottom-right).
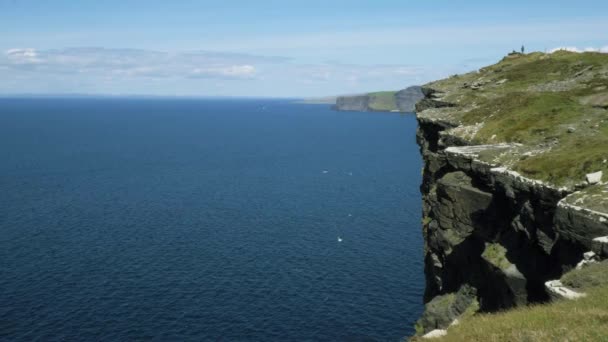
[{"x1": 337, "y1": 237, "x2": 343, "y2": 242}]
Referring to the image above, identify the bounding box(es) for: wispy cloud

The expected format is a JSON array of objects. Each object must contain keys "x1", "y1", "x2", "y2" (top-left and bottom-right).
[
  {"x1": 0, "y1": 46, "x2": 486, "y2": 96},
  {"x1": 1, "y1": 47, "x2": 289, "y2": 80},
  {"x1": 189, "y1": 65, "x2": 256, "y2": 79}
]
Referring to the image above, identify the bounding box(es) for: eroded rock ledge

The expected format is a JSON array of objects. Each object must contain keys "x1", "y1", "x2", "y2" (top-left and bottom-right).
[{"x1": 414, "y1": 87, "x2": 608, "y2": 335}]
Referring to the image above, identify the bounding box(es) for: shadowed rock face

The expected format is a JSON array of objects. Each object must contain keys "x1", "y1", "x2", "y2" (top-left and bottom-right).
[
  {"x1": 395, "y1": 86, "x2": 424, "y2": 112},
  {"x1": 416, "y1": 284, "x2": 477, "y2": 334},
  {"x1": 333, "y1": 94, "x2": 370, "y2": 112},
  {"x1": 414, "y1": 86, "x2": 608, "y2": 335}
]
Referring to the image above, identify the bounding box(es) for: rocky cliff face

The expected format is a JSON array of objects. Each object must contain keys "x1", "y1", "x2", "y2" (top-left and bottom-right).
[
  {"x1": 334, "y1": 94, "x2": 370, "y2": 112},
  {"x1": 395, "y1": 86, "x2": 424, "y2": 112},
  {"x1": 333, "y1": 86, "x2": 424, "y2": 112},
  {"x1": 413, "y1": 52, "x2": 608, "y2": 335}
]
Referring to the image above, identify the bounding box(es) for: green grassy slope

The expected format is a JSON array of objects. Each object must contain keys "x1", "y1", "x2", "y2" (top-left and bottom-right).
[
  {"x1": 422, "y1": 51, "x2": 608, "y2": 186},
  {"x1": 413, "y1": 262, "x2": 608, "y2": 341},
  {"x1": 367, "y1": 91, "x2": 398, "y2": 111}
]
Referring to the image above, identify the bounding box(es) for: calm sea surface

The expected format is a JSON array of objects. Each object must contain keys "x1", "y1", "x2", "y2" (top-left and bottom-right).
[{"x1": 0, "y1": 98, "x2": 424, "y2": 341}]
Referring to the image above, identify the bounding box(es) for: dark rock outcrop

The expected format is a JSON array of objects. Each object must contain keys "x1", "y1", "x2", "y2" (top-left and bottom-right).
[
  {"x1": 414, "y1": 88, "x2": 608, "y2": 335},
  {"x1": 415, "y1": 284, "x2": 478, "y2": 335}
]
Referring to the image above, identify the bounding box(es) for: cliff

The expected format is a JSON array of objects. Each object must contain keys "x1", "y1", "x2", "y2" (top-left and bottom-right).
[
  {"x1": 334, "y1": 94, "x2": 371, "y2": 111},
  {"x1": 413, "y1": 51, "x2": 608, "y2": 337},
  {"x1": 333, "y1": 86, "x2": 423, "y2": 112},
  {"x1": 395, "y1": 86, "x2": 424, "y2": 112}
]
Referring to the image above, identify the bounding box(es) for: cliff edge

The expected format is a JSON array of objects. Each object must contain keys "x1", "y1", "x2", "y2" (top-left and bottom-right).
[
  {"x1": 334, "y1": 86, "x2": 424, "y2": 112},
  {"x1": 413, "y1": 51, "x2": 608, "y2": 337}
]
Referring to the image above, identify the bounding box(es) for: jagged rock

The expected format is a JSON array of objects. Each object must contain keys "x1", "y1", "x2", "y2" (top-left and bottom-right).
[
  {"x1": 545, "y1": 280, "x2": 587, "y2": 300},
  {"x1": 555, "y1": 202, "x2": 608, "y2": 250},
  {"x1": 413, "y1": 53, "x2": 608, "y2": 339},
  {"x1": 592, "y1": 236, "x2": 608, "y2": 258},
  {"x1": 417, "y1": 111, "x2": 569, "y2": 316},
  {"x1": 576, "y1": 251, "x2": 599, "y2": 269},
  {"x1": 586, "y1": 171, "x2": 603, "y2": 185},
  {"x1": 422, "y1": 330, "x2": 447, "y2": 339},
  {"x1": 415, "y1": 87, "x2": 457, "y2": 112},
  {"x1": 481, "y1": 243, "x2": 528, "y2": 306},
  {"x1": 584, "y1": 251, "x2": 598, "y2": 260},
  {"x1": 434, "y1": 171, "x2": 495, "y2": 246},
  {"x1": 415, "y1": 284, "x2": 478, "y2": 334}
]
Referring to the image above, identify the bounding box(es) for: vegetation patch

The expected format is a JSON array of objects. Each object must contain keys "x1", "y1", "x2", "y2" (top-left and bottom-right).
[
  {"x1": 420, "y1": 51, "x2": 608, "y2": 186},
  {"x1": 561, "y1": 261, "x2": 608, "y2": 290},
  {"x1": 412, "y1": 285, "x2": 608, "y2": 341},
  {"x1": 367, "y1": 91, "x2": 398, "y2": 111},
  {"x1": 482, "y1": 243, "x2": 511, "y2": 270}
]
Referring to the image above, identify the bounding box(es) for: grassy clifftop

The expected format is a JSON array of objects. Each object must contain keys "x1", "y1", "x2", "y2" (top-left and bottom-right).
[
  {"x1": 334, "y1": 86, "x2": 424, "y2": 112},
  {"x1": 366, "y1": 91, "x2": 398, "y2": 111},
  {"x1": 413, "y1": 262, "x2": 608, "y2": 342},
  {"x1": 419, "y1": 51, "x2": 608, "y2": 187}
]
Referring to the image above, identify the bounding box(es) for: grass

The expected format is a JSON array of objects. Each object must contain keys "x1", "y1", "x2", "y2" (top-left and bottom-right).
[
  {"x1": 561, "y1": 261, "x2": 608, "y2": 291},
  {"x1": 413, "y1": 285, "x2": 608, "y2": 341},
  {"x1": 562, "y1": 183, "x2": 608, "y2": 213},
  {"x1": 516, "y1": 126, "x2": 608, "y2": 184},
  {"x1": 422, "y1": 216, "x2": 432, "y2": 226},
  {"x1": 481, "y1": 243, "x2": 511, "y2": 270},
  {"x1": 411, "y1": 261, "x2": 608, "y2": 341},
  {"x1": 421, "y1": 51, "x2": 608, "y2": 186},
  {"x1": 367, "y1": 91, "x2": 398, "y2": 111}
]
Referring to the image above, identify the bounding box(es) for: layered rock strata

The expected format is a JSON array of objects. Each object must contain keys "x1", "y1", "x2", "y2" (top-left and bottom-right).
[{"x1": 414, "y1": 87, "x2": 608, "y2": 334}]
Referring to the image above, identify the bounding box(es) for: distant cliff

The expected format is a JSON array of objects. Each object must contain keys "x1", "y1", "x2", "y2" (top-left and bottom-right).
[
  {"x1": 412, "y1": 51, "x2": 608, "y2": 339},
  {"x1": 395, "y1": 86, "x2": 424, "y2": 112},
  {"x1": 334, "y1": 94, "x2": 371, "y2": 111},
  {"x1": 333, "y1": 86, "x2": 423, "y2": 112}
]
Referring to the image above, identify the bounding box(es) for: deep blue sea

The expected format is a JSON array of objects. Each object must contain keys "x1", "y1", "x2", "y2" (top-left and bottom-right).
[{"x1": 0, "y1": 98, "x2": 424, "y2": 341}]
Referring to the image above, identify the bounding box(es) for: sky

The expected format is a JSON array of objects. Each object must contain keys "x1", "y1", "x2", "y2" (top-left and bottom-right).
[{"x1": 1, "y1": 0, "x2": 608, "y2": 97}]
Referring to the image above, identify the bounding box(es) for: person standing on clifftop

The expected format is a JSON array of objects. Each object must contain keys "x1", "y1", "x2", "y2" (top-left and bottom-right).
[{"x1": 521, "y1": 45, "x2": 525, "y2": 54}]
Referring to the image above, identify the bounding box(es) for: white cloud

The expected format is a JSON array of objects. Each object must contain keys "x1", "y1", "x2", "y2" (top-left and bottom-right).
[
  {"x1": 6, "y1": 48, "x2": 42, "y2": 64},
  {"x1": 190, "y1": 65, "x2": 256, "y2": 79},
  {"x1": 0, "y1": 47, "x2": 475, "y2": 96},
  {"x1": 549, "y1": 46, "x2": 608, "y2": 53},
  {"x1": 1, "y1": 47, "x2": 280, "y2": 80}
]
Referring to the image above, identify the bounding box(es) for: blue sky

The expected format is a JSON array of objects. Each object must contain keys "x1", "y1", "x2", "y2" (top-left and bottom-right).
[{"x1": 1, "y1": 0, "x2": 608, "y2": 97}]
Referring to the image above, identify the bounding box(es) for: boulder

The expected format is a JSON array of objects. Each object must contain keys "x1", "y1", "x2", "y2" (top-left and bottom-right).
[
  {"x1": 545, "y1": 280, "x2": 587, "y2": 300},
  {"x1": 415, "y1": 284, "x2": 478, "y2": 334},
  {"x1": 422, "y1": 330, "x2": 448, "y2": 339},
  {"x1": 586, "y1": 171, "x2": 603, "y2": 185},
  {"x1": 592, "y1": 236, "x2": 608, "y2": 258}
]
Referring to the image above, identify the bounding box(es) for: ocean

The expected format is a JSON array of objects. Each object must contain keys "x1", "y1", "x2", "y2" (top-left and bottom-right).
[{"x1": 0, "y1": 98, "x2": 424, "y2": 341}]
